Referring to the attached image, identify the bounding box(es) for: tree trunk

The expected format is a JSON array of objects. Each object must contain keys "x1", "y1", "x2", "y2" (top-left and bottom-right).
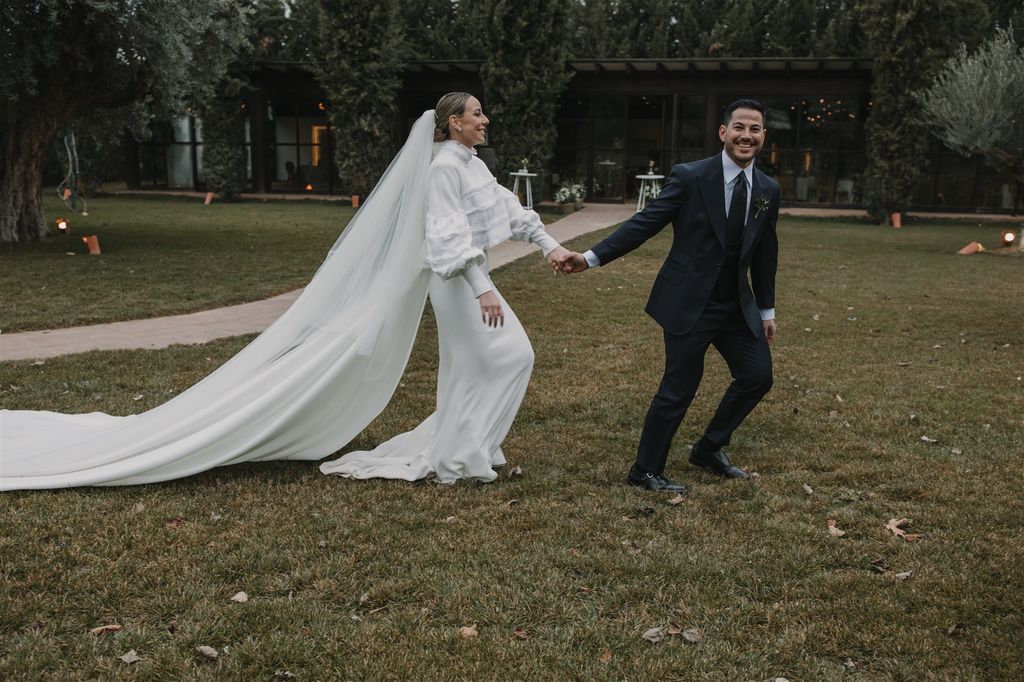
[{"x1": 1, "y1": 104, "x2": 62, "y2": 243}]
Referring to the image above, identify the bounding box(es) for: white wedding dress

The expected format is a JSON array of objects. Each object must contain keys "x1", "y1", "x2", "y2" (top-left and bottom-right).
[
  {"x1": 320, "y1": 140, "x2": 558, "y2": 482},
  {"x1": 0, "y1": 111, "x2": 557, "y2": 490}
]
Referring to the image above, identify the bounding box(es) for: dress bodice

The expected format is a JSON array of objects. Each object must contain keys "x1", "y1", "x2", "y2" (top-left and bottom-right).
[{"x1": 424, "y1": 141, "x2": 557, "y2": 282}]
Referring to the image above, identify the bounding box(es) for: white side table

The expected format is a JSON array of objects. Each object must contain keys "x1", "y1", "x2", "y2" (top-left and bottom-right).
[
  {"x1": 510, "y1": 171, "x2": 537, "y2": 209},
  {"x1": 635, "y1": 174, "x2": 664, "y2": 211}
]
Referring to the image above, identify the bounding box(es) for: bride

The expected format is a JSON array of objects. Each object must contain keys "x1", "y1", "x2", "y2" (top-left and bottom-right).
[{"x1": 0, "y1": 93, "x2": 567, "y2": 490}]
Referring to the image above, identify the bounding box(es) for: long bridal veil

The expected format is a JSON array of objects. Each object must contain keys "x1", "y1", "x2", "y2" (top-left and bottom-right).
[{"x1": 0, "y1": 110, "x2": 437, "y2": 490}]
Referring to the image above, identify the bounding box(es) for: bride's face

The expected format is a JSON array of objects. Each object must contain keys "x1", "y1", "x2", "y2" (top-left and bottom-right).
[{"x1": 450, "y1": 97, "x2": 489, "y2": 147}]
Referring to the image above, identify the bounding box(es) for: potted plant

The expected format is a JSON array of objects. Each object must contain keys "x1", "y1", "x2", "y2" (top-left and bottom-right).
[{"x1": 554, "y1": 180, "x2": 585, "y2": 214}]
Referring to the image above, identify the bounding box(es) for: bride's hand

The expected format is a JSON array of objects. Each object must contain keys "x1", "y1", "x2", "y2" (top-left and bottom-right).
[
  {"x1": 478, "y1": 290, "x2": 504, "y2": 327},
  {"x1": 546, "y1": 246, "x2": 571, "y2": 273}
]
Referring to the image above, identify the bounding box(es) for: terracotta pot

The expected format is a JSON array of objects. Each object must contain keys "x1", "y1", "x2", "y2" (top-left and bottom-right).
[
  {"x1": 82, "y1": 235, "x2": 101, "y2": 255},
  {"x1": 890, "y1": 212, "x2": 902, "y2": 229},
  {"x1": 559, "y1": 203, "x2": 576, "y2": 214},
  {"x1": 351, "y1": 195, "x2": 360, "y2": 208},
  {"x1": 204, "y1": 192, "x2": 214, "y2": 205}
]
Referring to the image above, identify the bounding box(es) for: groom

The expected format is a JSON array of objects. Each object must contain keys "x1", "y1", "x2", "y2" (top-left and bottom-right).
[{"x1": 559, "y1": 99, "x2": 779, "y2": 494}]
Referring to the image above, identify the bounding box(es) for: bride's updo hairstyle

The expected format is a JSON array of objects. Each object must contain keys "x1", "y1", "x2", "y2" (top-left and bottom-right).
[{"x1": 434, "y1": 92, "x2": 473, "y2": 142}]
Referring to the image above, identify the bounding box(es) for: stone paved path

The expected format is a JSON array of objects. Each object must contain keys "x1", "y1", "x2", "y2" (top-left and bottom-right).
[
  {"x1": 4, "y1": 202, "x2": 1015, "y2": 362},
  {"x1": 1, "y1": 204, "x2": 634, "y2": 361}
]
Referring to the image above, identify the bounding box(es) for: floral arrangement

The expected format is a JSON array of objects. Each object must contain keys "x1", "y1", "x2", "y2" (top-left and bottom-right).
[{"x1": 554, "y1": 180, "x2": 586, "y2": 205}]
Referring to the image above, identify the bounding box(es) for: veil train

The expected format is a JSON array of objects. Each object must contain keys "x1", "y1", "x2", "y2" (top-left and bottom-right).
[{"x1": 0, "y1": 111, "x2": 438, "y2": 490}]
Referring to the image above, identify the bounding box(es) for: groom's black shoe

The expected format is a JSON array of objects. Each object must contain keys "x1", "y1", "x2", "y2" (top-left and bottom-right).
[
  {"x1": 627, "y1": 465, "x2": 688, "y2": 494},
  {"x1": 688, "y1": 445, "x2": 750, "y2": 479}
]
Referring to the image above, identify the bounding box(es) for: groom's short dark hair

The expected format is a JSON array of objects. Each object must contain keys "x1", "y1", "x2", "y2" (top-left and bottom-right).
[{"x1": 721, "y1": 98, "x2": 765, "y2": 125}]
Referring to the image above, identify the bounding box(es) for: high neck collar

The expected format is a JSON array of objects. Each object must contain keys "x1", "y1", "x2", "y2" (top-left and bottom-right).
[{"x1": 440, "y1": 139, "x2": 477, "y2": 164}]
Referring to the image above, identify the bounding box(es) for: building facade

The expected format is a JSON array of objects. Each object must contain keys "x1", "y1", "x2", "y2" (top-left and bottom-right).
[{"x1": 124, "y1": 59, "x2": 1021, "y2": 213}]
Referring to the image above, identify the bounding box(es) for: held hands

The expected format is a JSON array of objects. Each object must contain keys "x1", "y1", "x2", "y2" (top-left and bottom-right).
[
  {"x1": 547, "y1": 247, "x2": 589, "y2": 275},
  {"x1": 478, "y1": 290, "x2": 504, "y2": 327}
]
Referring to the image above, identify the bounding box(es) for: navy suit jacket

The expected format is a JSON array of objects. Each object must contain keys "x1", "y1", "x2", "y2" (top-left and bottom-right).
[{"x1": 591, "y1": 154, "x2": 780, "y2": 337}]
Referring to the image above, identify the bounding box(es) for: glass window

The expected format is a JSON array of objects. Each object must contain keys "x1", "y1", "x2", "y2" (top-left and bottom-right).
[{"x1": 592, "y1": 95, "x2": 626, "y2": 200}]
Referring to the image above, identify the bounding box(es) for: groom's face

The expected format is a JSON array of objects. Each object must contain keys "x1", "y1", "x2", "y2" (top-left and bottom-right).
[{"x1": 719, "y1": 108, "x2": 765, "y2": 168}]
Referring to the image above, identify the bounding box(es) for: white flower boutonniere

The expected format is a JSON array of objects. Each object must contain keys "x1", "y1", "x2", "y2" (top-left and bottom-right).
[{"x1": 754, "y1": 194, "x2": 771, "y2": 219}]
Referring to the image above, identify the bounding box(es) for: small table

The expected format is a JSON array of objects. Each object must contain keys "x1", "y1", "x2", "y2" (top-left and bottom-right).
[
  {"x1": 510, "y1": 171, "x2": 537, "y2": 209},
  {"x1": 635, "y1": 174, "x2": 664, "y2": 211}
]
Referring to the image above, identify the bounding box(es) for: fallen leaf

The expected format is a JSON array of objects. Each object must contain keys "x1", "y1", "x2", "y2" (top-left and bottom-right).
[
  {"x1": 131, "y1": 502, "x2": 145, "y2": 513},
  {"x1": 920, "y1": 435, "x2": 937, "y2": 443},
  {"x1": 827, "y1": 519, "x2": 847, "y2": 537},
  {"x1": 903, "y1": 533, "x2": 924, "y2": 542},
  {"x1": 834, "y1": 394, "x2": 844, "y2": 403},
  {"x1": 897, "y1": 361, "x2": 911, "y2": 367},
  {"x1": 829, "y1": 410, "x2": 839, "y2": 418},
  {"x1": 164, "y1": 517, "x2": 182, "y2": 529},
  {"x1": 32, "y1": 360, "x2": 45, "y2": 366},
  {"x1": 950, "y1": 448, "x2": 963, "y2": 456},
  {"x1": 132, "y1": 393, "x2": 144, "y2": 401},
  {"x1": 505, "y1": 498, "x2": 520, "y2": 507},
  {"x1": 885, "y1": 518, "x2": 911, "y2": 538},
  {"x1": 801, "y1": 483, "x2": 814, "y2": 495},
  {"x1": 637, "y1": 505, "x2": 656, "y2": 517},
  {"x1": 359, "y1": 592, "x2": 370, "y2": 604},
  {"x1": 947, "y1": 623, "x2": 964, "y2": 636},
  {"x1": 275, "y1": 671, "x2": 296, "y2": 679},
  {"x1": 89, "y1": 624, "x2": 122, "y2": 636},
  {"x1": 666, "y1": 494, "x2": 686, "y2": 506},
  {"x1": 843, "y1": 658, "x2": 856, "y2": 670},
  {"x1": 681, "y1": 627, "x2": 703, "y2": 644},
  {"x1": 507, "y1": 465, "x2": 523, "y2": 479},
  {"x1": 870, "y1": 558, "x2": 890, "y2": 574},
  {"x1": 118, "y1": 650, "x2": 140, "y2": 664},
  {"x1": 196, "y1": 645, "x2": 218, "y2": 659},
  {"x1": 750, "y1": 471, "x2": 761, "y2": 478},
  {"x1": 666, "y1": 623, "x2": 683, "y2": 636},
  {"x1": 812, "y1": 314, "x2": 820, "y2": 321},
  {"x1": 457, "y1": 624, "x2": 478, "y2": 639},
  {"x1": 599, "y1": 648, "x2": 613, "y2": 663},
  {"x1": 896, "y1": 570, "x2": 914, "y2": 581},
  {"x1": 317, "y1": 540, "x2": 327, "y2": 549},
  {"x1": 513, "y1": 628, "x2": 529, "y2": 640},
  {"x1": 642, "y1": 626, "x2": 665, "y2": 643},
  {"x1": 210, "y1": 511, "x2": 223, "y2": 522},
  {"x1": 622, "y1": 539, "x2": 641, "y2": 555},
  {"x1": 230, "y1": 591, "x2": 249, "y2": 603},
  {"x1": 443, "y1": 516, "x2": 456, "y2": 524}
]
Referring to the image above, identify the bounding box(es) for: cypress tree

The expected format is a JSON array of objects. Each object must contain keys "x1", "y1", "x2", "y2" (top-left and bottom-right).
[
  {"x1": 479, "y1": 0, "x2": 574, "y2": 191},
  {"x1": 859, "y1": 0, "x2": 989, "y2": 222},
  {"x1": 312, "y1": 0, "x2": 407, "y2": 198}
]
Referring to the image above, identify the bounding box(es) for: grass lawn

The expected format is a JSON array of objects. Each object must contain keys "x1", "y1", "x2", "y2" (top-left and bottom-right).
[
  {"x1": 1, "y1": 217, "x2": 1022, "y2": 679},
  {"x1": 0, "y1": 195, "x2": 564, "y2": 332}
]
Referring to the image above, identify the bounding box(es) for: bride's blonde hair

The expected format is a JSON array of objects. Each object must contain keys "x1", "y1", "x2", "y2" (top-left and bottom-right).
[{"x1": 434, "y1": 92, "x2": 473, "y2": 143}]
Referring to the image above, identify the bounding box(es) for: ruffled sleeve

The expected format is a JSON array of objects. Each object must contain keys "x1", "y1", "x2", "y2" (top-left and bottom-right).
[
  {"x1": 425, "y1": 162, "x2": 490, "y2": 295},
  {"x1": 496, "y1": 184, "x2": 560, "y2": 255}
]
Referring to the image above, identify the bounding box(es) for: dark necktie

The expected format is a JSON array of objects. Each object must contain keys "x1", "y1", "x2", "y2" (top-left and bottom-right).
[{"x1": 726, "y1": 174, "x2": 747, "y2": 246}]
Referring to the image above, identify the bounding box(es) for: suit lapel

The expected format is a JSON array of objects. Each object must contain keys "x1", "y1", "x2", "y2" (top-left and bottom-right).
[
  {"x1": 740, "y1": 167, "x2": 766, "y2": 258},
  {"x1": 696, "y1": 157, "x2": 726, "y2": 247}
]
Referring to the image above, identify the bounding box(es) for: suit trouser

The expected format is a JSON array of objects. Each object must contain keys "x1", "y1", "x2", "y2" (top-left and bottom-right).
[{"x1": 635, "y1": 299, "x2": 773, "y2": 475}]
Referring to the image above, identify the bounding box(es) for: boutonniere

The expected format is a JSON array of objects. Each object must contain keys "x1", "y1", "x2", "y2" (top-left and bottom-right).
[{"x1": 754, "y1": 194, "x2": 771, "y2": 219}]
